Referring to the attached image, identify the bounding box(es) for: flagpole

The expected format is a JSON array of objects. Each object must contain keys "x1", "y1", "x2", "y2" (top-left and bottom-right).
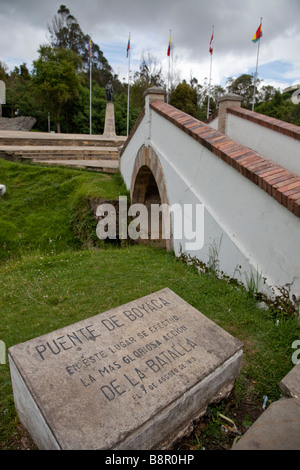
[
  {"x1": 167, "y1": 29, "x2": 171, "y2": 104},
  {"x1": 207, "y1": 25, "x2": 214, "y2": 120},
  {"x1": 89, "y1": 36, "x2": 92, "y2": 135},
  {"x1": 127, "y1": 32, "x2": 131, "y2": 137},
  {"x1": 252, "y1": 18, "x2": 262, "y2": 112}
]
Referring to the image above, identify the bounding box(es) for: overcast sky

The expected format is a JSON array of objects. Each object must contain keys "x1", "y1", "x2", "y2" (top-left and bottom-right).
[{"x1": 0, "y1": 0, "x2": 299, "y2": 91}]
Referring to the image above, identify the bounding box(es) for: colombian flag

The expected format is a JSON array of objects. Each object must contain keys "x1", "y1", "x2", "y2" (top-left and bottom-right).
[
  {"x1": 126, "y1": 36, "x2": 130, "y2": 58},
  {"x1": 167, "y1": 33, "x2": 171, "y2": 56},
  {"x1": 252, "y1": 24, "x2": 262, "y2": 43}
]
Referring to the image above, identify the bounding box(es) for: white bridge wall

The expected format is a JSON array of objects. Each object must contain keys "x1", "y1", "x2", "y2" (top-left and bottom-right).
[
  {"x1": 226, "y1": 113, "x2": 300, "y2": 175},
  {"x1": 121, "y1": 105, "x2": 300, "y2": 299}
]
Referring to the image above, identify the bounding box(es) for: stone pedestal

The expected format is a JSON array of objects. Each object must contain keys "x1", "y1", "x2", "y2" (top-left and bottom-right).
[
  {"x1": 218, "y1": 93, "x2": 242, "y2": 134},
  {"x1": 9, "y1": 288, "x2": 243, "y2": 450},
  {"x1": 103, "y1": 102, "x2": 116, "y2": 138}
]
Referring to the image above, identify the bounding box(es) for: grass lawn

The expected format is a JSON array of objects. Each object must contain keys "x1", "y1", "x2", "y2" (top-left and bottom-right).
[
  {"x1": 0, "y1": 159, "x2": 299, "y2": 450},
  {"x1": 0, "y1": 158, "x2": 128, "y2": 263}
]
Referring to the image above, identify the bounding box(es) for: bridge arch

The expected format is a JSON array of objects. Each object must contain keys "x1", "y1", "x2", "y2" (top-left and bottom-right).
[{"x1": 130, "y1": 145, "x2": 172, "y2": 251}]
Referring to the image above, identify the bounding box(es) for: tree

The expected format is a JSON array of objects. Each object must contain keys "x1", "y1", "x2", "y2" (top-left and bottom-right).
[
  {"x1": 226, "y1": 74, "x2": 260, "y2": 109},
  {"x1": 113, "y1": 92, "x2": 141, "y2": 136},
  {"x1": 168, "y1": 76, "x2": 225, "y2": 122},
  {"x1": 69, "y1": 81, "x2": 106, "y2": 134},
  {"x1": 3, "y1": 63, "x2": 40, "y2": 119},
  {"x1": 170, "y1": 81, "x2": 198, "y2": 117},
  {"x1": 255, "y1": 90, "x2": 300, "y2": 126},
  {"x1": 130, "y1": 53, "x2": 165, "y2": 109},
  {"x1": 259, "y1": 85, "x2": 278, "y2": 103},
  {"x1": 0, "y1": 61, "x2": 8, "y2": 81},
  {"x1": 136, "y1": 53, "x2": 164, "y2": 88},
  {"x1": 48, "y1": 4, "x2": 114, "y2": 86},
  {"x1": 32, "y1": 45, "x2": 81, "y2": 132},
  {"x1": 48, "y1": 5, "x2": 83, "y2": 53}
]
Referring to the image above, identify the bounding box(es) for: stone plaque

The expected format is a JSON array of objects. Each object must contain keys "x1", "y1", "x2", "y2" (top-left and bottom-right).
[{"x1": 9, "y1": 288, "x2": 243, "y2": 450}]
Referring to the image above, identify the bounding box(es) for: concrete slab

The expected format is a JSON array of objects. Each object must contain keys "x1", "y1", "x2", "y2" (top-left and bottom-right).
[
  {"x1": 9, "y1": 288, "x2": 243, "y2": 450},
  {"x1": 279, "y1": 363, "x2": 300, "y2": 399},
  {"x1": 233, "y1": 397, "x2": 300, "y2": 450}
]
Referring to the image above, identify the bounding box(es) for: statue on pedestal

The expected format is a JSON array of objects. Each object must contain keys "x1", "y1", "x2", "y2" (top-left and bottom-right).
[{"x1": 105, "y1": 81, "x2": 114, "y2": 102}]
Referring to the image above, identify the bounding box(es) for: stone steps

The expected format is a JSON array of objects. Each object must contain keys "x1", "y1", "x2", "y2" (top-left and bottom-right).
[
  {"x1": 0, "y1": 146, "x2": 120, "y2": 160},
  {"x1": 0, "y1": 138, "x2": 123, "y2": 148},
  {"x1": 0, "y1": 129, "x2": 126, "y2": 173},
  {"x1": 0, "y1": 130, "x2": 126, "y2": 148}
]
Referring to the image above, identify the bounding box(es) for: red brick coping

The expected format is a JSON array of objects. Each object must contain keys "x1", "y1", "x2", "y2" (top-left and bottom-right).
[
  {"x1": 227, "y1": 106, "x2": 300, "y2": 142},
  {"x1": 150, "y1": 101, "x2": 300, "y2": 218}
]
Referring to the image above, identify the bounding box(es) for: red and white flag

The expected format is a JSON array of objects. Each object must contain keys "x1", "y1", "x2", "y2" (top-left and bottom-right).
[{"x1": 209, "y1": 32, "x2": 214, "y2": 55}]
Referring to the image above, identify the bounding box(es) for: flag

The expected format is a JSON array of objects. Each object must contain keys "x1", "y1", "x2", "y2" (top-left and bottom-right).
[
  {"x1": 252, "y1": 23, "x2": 263, "y2": 43},
  {"x1": 209, "y1": 32, "x2": 214, "y2": 54},
  {"x1": 88, "y1": 38, "x2": 91, "y2": 58},
  {"x1": 167, "y1": 33, "x2": 171, "y2": 56},
  {"x1": 126, "y1": 36, "x2": 130, "y2": 58}
]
